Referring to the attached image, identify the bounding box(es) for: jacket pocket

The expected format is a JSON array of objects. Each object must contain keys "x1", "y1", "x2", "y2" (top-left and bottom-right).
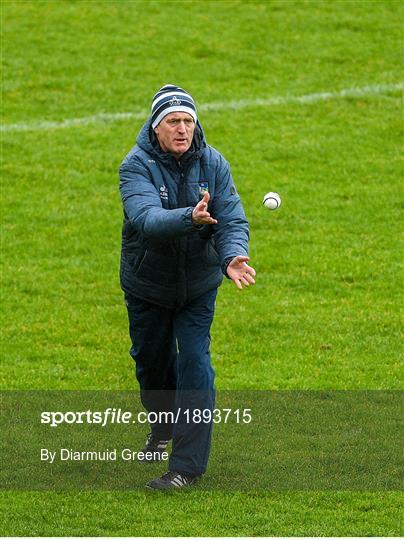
[
  {"x1": 206, "y1": 239, "x2": 220, "y2": 267},
  {"x1": 133, "y1": 248, "x2": 147, "y2": 274},
  {"x1": 136, "y1": 249, "x2": 178, "y2": 286}
]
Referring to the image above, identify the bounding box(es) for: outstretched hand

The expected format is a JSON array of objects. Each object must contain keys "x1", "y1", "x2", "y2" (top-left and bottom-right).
[
  {"x1": 227, "y1": 256, "x2": 256, "y2": 290},
  {"x1": 192, "y1": 192, "x2": 218, "y2": 225}
]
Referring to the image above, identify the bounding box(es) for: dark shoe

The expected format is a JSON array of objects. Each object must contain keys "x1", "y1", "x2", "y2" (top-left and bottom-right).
[
  {"x1": 138, "y1": 433, "x2": 170, "y2": 463},
  {"x1": 146, "y1": 470, "x2": 197, "y2": 491}
]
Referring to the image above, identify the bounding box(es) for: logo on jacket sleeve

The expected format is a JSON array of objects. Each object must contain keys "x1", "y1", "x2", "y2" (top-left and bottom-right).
[{"x1": 159, "y1": 185, "x2": 169, "y2": 201}]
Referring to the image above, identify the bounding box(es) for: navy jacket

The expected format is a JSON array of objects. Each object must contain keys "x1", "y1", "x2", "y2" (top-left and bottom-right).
[{"x1": 119, "y1": 117, "x2": 249, "y2": 308}]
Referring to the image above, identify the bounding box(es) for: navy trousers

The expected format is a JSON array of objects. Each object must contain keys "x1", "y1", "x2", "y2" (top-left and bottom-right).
[{"x1": 125, "y1": 288, "x2": 217, "y2": 477}]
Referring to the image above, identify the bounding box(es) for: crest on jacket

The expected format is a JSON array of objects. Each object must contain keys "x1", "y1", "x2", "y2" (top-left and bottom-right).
[{"x1": 198, "y1": 182, "x2": 209, "y2": 198}]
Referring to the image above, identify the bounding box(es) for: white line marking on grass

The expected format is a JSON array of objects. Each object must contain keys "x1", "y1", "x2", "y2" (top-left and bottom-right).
[
  {"x1": 200, "y1": 82, "x2": 404, "y2": 111},
  {"x1": 2, "y1": 82, "x2": 403, "y2": 133}
]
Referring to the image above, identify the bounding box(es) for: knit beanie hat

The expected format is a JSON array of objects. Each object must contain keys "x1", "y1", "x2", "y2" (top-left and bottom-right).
[{"x1": 151, "y1": 84, "x2": 197, "y2": 128}]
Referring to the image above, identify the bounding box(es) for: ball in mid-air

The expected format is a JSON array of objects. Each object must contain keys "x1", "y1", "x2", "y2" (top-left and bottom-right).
[{"x1": 263, "y1": 192, "x2": 281, "y2": 210}]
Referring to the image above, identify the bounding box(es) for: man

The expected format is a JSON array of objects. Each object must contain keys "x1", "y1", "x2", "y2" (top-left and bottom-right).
[{"x1": 119, "y1": 84, "x2": 256, "y2": 490}]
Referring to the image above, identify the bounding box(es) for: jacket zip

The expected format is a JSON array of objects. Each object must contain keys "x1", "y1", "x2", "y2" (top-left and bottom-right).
[{"x1": 176, "y1": 159, "x2": 188, "y2": 307}]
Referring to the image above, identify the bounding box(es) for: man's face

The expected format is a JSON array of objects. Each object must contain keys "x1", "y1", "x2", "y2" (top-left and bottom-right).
[{"x1": 154, "y1": 112, "x2": 195, "y2": 159}]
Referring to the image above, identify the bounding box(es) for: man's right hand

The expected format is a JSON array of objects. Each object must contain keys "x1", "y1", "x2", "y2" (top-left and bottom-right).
[{"x1": 192, "y1": 191, "x2": 218, "y2": 225}]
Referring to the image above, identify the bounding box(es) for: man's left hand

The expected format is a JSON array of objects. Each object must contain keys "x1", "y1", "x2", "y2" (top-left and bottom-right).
[{"x1": 227, "y1": 256, "x2": 256, "y2": 289}]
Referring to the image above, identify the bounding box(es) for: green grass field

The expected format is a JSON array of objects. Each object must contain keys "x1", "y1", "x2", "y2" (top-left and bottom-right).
[{"x1": 1, "y1": 0, "x2": 403, "y2": 536}]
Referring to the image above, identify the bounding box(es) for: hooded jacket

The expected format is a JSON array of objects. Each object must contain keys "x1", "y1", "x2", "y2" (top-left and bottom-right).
[{"x1": 119, "y1": 117, "x2": 249, "y2": 308}]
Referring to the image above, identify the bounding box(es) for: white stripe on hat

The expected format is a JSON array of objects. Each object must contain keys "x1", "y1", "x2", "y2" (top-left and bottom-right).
[
  {"x1": 151, "y1": 105, "x2": 197, "y2": 128},
  {"x1": 152, "y1": 91, "x2": 195, "y2": 110}
]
